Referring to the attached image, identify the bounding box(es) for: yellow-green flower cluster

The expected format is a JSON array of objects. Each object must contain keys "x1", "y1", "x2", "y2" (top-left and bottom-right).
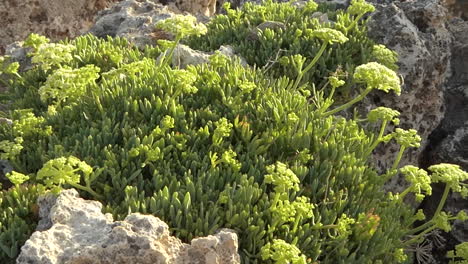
[
  {"x1": 329, "y1": 76, "x2": 345, "y2": 89},
  {"x1": 212, "y1": 118, "x2": 233, "y2": 146},
  {"x1": 311, "y1": 28, "x2": 349, "y2": 44},
  {"x1": 372, "y1": 44, "x2": 398, "y2": 70},
  {"x1": 156, "y1": 14, "x2": 208, "y2": 39},
  {"x1": 0, "y1": 56, "x2": 19, "y2": 75},
  {"x1": 271, "y1": 196, "x2": 314, "y2": 223},
  {"x1": 448, "y1": 242, "x2": 468, "y2": 263},
  {"x1": 336, "y1": 213, "x2": 356, "y2": 239},
  {"x1": 347, "y1": 0, "x2": 375, "y2": 16},
  {"x1": 102, "y1": 59, "x2": 154, "y2": 80},
  {"x1": 264, "y1": 161, "x2": 300, "y2": 193},
  {"x1": 39, "y1": 65, "x2": 100, "y2": 103},
  {"x1": 172, "y1": 69, "x2": 198, "y2": 94},
  {"x1": 0, "y1": 137, "x2": 23, "y2": 160},
  {"x1": 221, "y1": 149, "x2": 241, "y2": 171},
  {"x1": 30, "y1": 43, "x2": 76, "y2": 71},
  {"x1": 261, "y1": 239, "x2": 307, "y2": 264},
  {"x1": 393, "y1": 128, "x2": 421, "y2": 148},
  {"x1": 428, "y1": 163, "x2": 468, "y2": 197},
  {"x1": 13, "y1": 110, "x2": 52, "y2": 137},
  {"x1": 5, "y1": 171, "x2": 29, "y2": 186},
  {"x1": 161, "y1": 115, "x2": 175, "y2": 130},
  {"x1": 353, "y1": 62, "x2": 401, "y2": 95},
  {"x1": 23, "y1": 33, "x2": 50, "y2": 50},
  {"x1": 393, "y1": 248, "x2": 408, "y2": 263},
  {"x1": 37, "y1": 156, "x2": 93, "y2": 188},
  {"x1": 239, "y1": 81, "x2": 257, "y2": 93},
  {"x1": 400, "y1": 165, "x2": 432, "y2": 202},
  {"x1": 367, "y1": 106, "x2": 400, "y2": 125}
]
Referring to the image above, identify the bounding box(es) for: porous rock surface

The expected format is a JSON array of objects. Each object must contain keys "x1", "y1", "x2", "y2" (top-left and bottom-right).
[
  {"x1": 17, "y1": 189, "x2": 240, "y2": 264},
  {"x1": 366, "y1": 0, "x2": 468, "y2": 261},
  {"x1": 0, "y1": 0, "x2": 119, "y2": 55},
  {"x1": 365, "y1": 0, "x2": 452, "y2": 191},
  {"x1": 88, "y1": 0, "x2": 246, "y2": 63}
]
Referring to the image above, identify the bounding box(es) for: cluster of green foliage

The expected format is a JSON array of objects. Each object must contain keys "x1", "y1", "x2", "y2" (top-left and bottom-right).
[{"x1": 0, "y1": 0, "x2": 467, "y2": 263}]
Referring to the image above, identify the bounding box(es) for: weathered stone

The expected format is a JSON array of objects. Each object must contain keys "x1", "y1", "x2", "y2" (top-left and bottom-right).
[
  {"x1": 157, "y1": 43, "x2": 248, "y2": 68},
  {"x1": 0, "y1": 160, "x2": 13, "y2": 190},
  {"x1": 365, "y1": 0, "x2": 452, "y2": 193},
  {"x1": 17, "y1": 189, "x2": 240, "y2": 264},
  {"x1": 416, "y1": 15, "x2": 468, "y2": 264},
  {"x1": 89, "y1": 0, "x2": 181, "y2": 49},
  {"x1": 176, "y1": 0, "x2": 217, "y2": 16},
  {"x1": 0, "y1": 0, "x2": 118, "y2": 55}
]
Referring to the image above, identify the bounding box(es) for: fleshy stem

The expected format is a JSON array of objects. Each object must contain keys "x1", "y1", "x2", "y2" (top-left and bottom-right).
[
  {"x1": 366, "y1": 120, "x2": 388, "y2": 156},
  {"x1": 434, "y1": 184, "x2": 451, "y2": 217},
  {"x1": 405, "y1": 184, "x2": 450, "y2": 236},
  {"x1": 398, "y1": 186, "x2": 413, "y2": 201},
  {"x1": 160, "y1": 36, "x2": 182, "y2": 67},
  {"x1": 402, "y1": 225, "x2": 438, "y2": 247},
  {"x1": 404, "y1": 214, "x2": 459, "y2": 247},
  {"x1": 67, "y1": 181, "x2": 103, "y2": 200},
  {"x1": 346, "y1": 13, "x2": 367, "y2": 33},
  {"x1": 392, "y1": 146, "x2": 406, "y2": 171},
  {"x1": 291, "y1": 42, "x2": 328, "y2": 90},
  {"x1": 322, "y1": 87, "x2": 372, "y2": 117},
  {"x1": 311, "y1": 224, "x2": 338, "y2": 230},
  {"x1": 292, "y1": 216, "x2": 303, "y2": 233}
]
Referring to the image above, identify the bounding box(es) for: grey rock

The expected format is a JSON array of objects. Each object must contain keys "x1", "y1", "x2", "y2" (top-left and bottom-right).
[
  {"x1": 417, "y1": 16, "x2": 468, "y2": 263},
  {"x1": 314, "y1": 0, "x2": 349, "y2": 8},
  {"x1": 89, "y1": 0, "x2": 180, "y2": 49},
  {"x1": 311, "y1": 11, "x2": 330, "y2": 24},
  {"x1": 365, "y1": 0, "x2": 453, "y2": 193},
  {"x1": 17, "y1": 189, "x2": 240, "y2": 264},
  {"x1": 5, "y1": 42, "x2": 33, "y2": 72},
  {"x1": 157, "y1": 43, "x2": 247, "y2": 68},
  {"x1": 0, "y1": 160, "x2": 13, "y2": 190}
]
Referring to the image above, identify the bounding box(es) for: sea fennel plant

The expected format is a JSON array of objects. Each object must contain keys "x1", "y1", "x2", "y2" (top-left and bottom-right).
[{"x1": 0, "y1": 0, "x2": 467, "y2": 263}]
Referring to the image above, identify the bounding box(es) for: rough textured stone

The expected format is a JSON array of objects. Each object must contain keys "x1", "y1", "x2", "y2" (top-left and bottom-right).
[
  {"x1": 17, "y1": 189, "x2": 240, "y2": 264},
  {"x1": 89, "y1": 0, "x2": 181, "y2": 48},
  {"x1": 0, "y1": 0, "x2": 119, "y2": 55},
  {"x1": 88, "y1": 0, "x2": 217, "y2": 48},
  {"x1": 417, "y1": 15, "x2": 468, "y2": 264},
  {"x1": 364, "y1": 0, "x2": 453, "y2": 193},
  {"x1": 159, "y1": 43, "x2": 248, "y2": 68},
  {"x1": 176, "y1": 0, "x2": 217, "y2": 16}
]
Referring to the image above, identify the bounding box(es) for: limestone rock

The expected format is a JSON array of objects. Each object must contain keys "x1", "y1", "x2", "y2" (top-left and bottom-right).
[
  {"x1": 89, "y1": 0, "x2": 181, "y2": 49},
  {"x1": 417, "y1": 16, "x2": 468, "y2": 263},
  {"x1": 176, "y1": 0, "x2": 217, "y2": 16},
  {"x1": 365, "y1": 0, "x2": 452, "y2": 192},
  {"x1": 158, "y1": 43, "x2": 248, "y2": 68},
  {"x1": 17, "y1": 189, "x2": 240, "y2": 264},
  {"x1": 0, "y1": 0, "x2": 118, "y2": 55}
]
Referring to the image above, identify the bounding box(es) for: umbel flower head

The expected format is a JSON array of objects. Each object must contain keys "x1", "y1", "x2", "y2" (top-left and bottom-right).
[
  {"x1": 367, "y1": 107, "x2": 400, "y2": 125},
  {"x1": 156, "y1": 14, "x2": 208, "y2": 39},
  {"x1": 400, "y1": 165, "x2": 432, "y2": 202},
  {"x1": 372, "y1": 44, "x2": 398, "y2": 69},
  {"x1": 264, "y1": 161, "x2": 300, "y2": 193},
  {"x1": 393, "y1": 128, "x2": 421, "y2": 148},
  {"x1": 428, "y1": 163, "x2": 468, "y2": 196},
  {"x1": 6, "y1": 171, "x2": 29, "y2": 186},
  {"x1": 311, "y1": 28, "x2": 349, "y2": 44},
  {"x1": 261, "y1": 239, "x2": 307, "y2": 264},
  {"x1": 353, "y1": 62, "x2": 401, "y2": 95},
  {"x1": 0, "y1": 56, "x2": 19, "y2": 75},
  {"x1": 347, "y1": 0, "x2": 375, "y2": 16}
]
